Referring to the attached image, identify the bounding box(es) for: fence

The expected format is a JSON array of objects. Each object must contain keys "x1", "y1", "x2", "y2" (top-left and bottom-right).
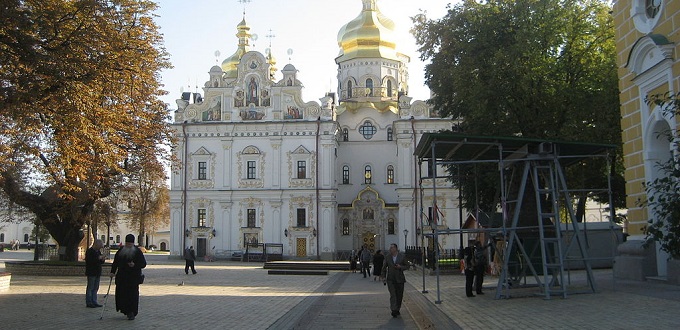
[
  {"x1": 404, "y1": 246, "x2": 462, "y2": 272},
  {"x1": 34, "y1": 245, "x2": 58, "y2": 261}
]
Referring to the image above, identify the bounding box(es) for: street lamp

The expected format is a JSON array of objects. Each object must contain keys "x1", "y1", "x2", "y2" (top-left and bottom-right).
[{"x1": 403, "y1": 229, "x2": 409, "y2": 248}]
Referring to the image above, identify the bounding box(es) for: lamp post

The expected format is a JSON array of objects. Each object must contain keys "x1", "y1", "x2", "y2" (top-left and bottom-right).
[{"x1": 403, "y1": 229, "x2": 409, "y2": 249}]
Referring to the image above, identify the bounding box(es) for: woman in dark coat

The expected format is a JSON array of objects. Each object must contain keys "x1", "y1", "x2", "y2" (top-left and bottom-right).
[{"x1": 372, "y1": 250, "x2": 384, "y2": 281}]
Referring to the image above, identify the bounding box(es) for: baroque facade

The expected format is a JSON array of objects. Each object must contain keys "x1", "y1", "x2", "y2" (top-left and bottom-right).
[
  {"x1": 169, "y1": 0, "x2": 458, "y2": 259},
  {"x1": 614, "y1": 0, "x2": 680, "y2": 278}
]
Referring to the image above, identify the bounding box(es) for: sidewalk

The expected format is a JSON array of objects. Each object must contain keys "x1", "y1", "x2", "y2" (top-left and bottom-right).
[
  {"x1": 404, "y1": 266, "x2": 680, "y2": 329},
  {"x1": 2, "y1": 251, "x2": 680, "y2": 329}
]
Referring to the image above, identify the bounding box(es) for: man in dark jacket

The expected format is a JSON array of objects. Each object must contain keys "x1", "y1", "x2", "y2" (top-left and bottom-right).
[
  {"x1": 110, "y1": 234, "x2": 147, "y2": 320},
  {"x1": 184, "y1": 246, "x2": 197, "y2": 274},
  {"x1": 360, "y1": 245, "x2": 372, "y2": 278},
  {"x1": 85, "y1": 239, "x2": 105, "y2": 307},
  {"x1": 380, "y1": 244, "x2": 407, "y2": 318}
]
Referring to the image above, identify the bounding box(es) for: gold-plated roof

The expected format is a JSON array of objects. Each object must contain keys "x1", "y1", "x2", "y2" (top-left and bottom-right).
[
  {"x1": 336, "y1": 0, "x2": 398, "y2": 63},
  {"x1": 221, "y1": 17, "x2": 251, "y2": 79}
]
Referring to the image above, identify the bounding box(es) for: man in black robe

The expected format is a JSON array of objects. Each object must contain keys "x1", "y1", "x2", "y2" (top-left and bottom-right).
[{"x1": 109, "y1": 234, "x2": 146, "y2": 320}]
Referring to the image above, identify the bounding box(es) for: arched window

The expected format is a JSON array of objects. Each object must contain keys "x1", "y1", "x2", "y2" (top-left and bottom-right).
[
  {"x1": 24, "y1": 233, "x2": 29, "y2": 242},
  {"x1": 388, "y1": 218, "x2": 395, "y2": 235},
  {"x1": 0, "y1": 233, "x2": 4, "y2": 242},
  {"x1": 342, "y1": 219, "x2": 350, "y2": 235},
  {"x1": 100, "y1": 235, "x2": 105, "y2": 242},
  {"x1": 387, "y1": 80, "x2": 393, "y2": 97},
  {"x1": 342, "y1": 165, "x2": 350, "y2": 184},
  {"x1": 116, "y1": 235, "x2": 120, "y2": 243},
  {"x1": 387, "y1": 165, "x2": 394, "y2": 184},
  {"x1": 347, "y1": 80, "x2": 353, "y2": 98},
  {"x1": 342, "y1": 128, "x2": 349, "y2": 141},
  {"x1": 387, "y1": 127, "x2": 393, "y2": 141},
  {"x1": 364, "y1": 165, "x2": 372, "y2": 184},
  {"x1": 366, "y1": 78, "x2": 373, "y2": 96}
]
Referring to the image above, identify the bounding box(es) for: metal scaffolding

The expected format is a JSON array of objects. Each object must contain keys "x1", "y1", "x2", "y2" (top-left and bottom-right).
[{"x1": 414, "y1": 133, "x2": 619, "y2": 300}]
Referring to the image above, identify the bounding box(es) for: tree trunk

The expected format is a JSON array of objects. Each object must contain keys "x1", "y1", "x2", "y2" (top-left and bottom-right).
[
  {"x1": 41, "y1": 214, "x2": 87, "y2": 262},
  {"x1": 574, "y1": 192, "x2": 588, "y2": 223}
]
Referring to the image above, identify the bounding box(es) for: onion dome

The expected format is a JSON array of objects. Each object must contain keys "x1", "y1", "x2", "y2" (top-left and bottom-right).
[
  {"x1": 336, "y1": 0, "x2": 398, "y2": 63},
  {"x1": 221, "y1": 17, "x2": 251, "y2": 79}
]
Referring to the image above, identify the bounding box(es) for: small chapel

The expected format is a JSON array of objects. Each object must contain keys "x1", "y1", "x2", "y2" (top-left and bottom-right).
[{"x1": 169, "y1": 0, "x2": 459, "y2": 260}]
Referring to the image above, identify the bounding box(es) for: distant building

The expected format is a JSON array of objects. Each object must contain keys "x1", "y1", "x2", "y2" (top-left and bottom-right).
[
  {"x1": 168, "y1": 0, "x2": 460, "y2": 259},
  {"x1": 613, "y1": 0, "x2": 680, "y2": 279}
]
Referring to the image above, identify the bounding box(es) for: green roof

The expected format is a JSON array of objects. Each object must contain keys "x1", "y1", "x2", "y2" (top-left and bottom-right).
[{"x1": 415, "y1": 133, "x2": 616, "y2": 164}]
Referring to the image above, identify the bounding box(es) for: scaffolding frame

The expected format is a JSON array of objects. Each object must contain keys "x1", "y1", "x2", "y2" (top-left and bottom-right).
[{"x1": 414, "y1": 133, "x2": 618, "y2": 301}]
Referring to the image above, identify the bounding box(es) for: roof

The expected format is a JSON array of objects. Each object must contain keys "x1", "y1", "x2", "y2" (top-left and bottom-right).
[{"x1": 415, "y1": 133, "x2": 616, "y2": 165}]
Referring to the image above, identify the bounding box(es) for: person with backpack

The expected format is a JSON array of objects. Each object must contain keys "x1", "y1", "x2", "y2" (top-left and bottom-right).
[{"x1": 473, "y1": 241, "x2": 491, "y2": 295}]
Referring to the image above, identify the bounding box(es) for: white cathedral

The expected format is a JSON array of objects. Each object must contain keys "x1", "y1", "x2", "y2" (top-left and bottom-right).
[{"x1": 169, "y1": 0, "x2": 459, "y2": 260}]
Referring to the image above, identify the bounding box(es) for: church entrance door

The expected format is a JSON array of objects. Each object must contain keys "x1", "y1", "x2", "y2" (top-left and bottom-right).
[
  {"x1": 296, "y1": 238, "x2": 307, "y2": 257},
  {"x1": 361, "y1": 232, "x2": 376, "y2": 252}
]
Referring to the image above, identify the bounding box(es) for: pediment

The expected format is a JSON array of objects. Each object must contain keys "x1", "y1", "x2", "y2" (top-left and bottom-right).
[
  {"x1": 626, "y1": 34, "x2": 674, "y2": 76},
  {"x1": 192, "y1": 147, "x2": 212, "y2": 155},
  {"x1": 292, "y1": 145, "x2": 311, "y2": 154}
]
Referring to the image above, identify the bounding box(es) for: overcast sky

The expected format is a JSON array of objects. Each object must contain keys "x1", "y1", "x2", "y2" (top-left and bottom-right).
[{"x1": 154, "y1": 0, "x2": 455, "y2": 108}]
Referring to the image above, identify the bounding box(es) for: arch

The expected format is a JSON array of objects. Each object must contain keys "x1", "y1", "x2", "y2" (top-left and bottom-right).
[
  {"x1": 243, "y1": 145, "x2": 261, "y2": 154},
  {"x1": 387, "y1": 80, "x2": 393, "y2": 97},
  {"x1": 342, "y1": 165, "x2": 350, "y2": 184},
  {"x1": 24, "y1": 233, "x2": 29, "y2": 242},
  {"x1": 347, "y1": 79, "x2": 353, "y2": 98},
  {"x1": 342, "y1": 128, "x2": 349, "y2": 141},
  {"x1": 0, "y1": 233, "x2": 4, "y2": 242},
  {"x1": 626, "y1": 34, "x2": 673, "y2": 76},
  {"x1": 386, "y1": 165, "x2": 395, "y2": 184},
  {"x1": 643, "y1": 105, "x2": 675, "y2": 277},
  {"x1": 364, "y1": 165, "x2": 372, "y2": 184},
  {"x1": 366, "y1": 78, "x2": 374, "y2": 96}
]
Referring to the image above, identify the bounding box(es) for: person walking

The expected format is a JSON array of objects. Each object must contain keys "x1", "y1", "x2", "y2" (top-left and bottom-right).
[
  {"x1": 109, "y1": 234, "x2": 147, "y2": 320},
  {"x1": 473, "y1": 241, "x2": 490, "y2": 295},
  {"x1": 360, "y1": 245, "x2": 372, "y2": 278},
  {"x1": 349, "y1": 250, "x2": 357, "y2": 273},
  {"x1": 184, "y1": 246, "x2": 197, "y2": 274},
  {"x1": 380, "y1": 243, "x2": 406, "y2": 318},
  {"x1": 463, "y1": 246, "x2": 475, "y2": 297},
  {"x1": 85, "y1": 239, "x2": 106, "y2": 307},
  {"x1": 372, "y1": 250, "x2": 384, "y2": 281}
]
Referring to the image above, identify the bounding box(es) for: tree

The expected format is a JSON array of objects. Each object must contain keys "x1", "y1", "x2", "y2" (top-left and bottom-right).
[
  {"x1": 119, "y1": 156, "x2": 169, "y2": 248},
  {"x1": 643, "y1": 93, "x2": 680, "y2": 259},
  {"x1": 412, "y1": 0, "x2": 624, "y2": 215},
  {"x1": 0, "y1": 0, "x2": 173, "y2": 260}
]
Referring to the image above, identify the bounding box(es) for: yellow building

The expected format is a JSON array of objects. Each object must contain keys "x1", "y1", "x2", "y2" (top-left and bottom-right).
[{"x1": 613, "y1": 0, "x2": 679, "y2": 279}]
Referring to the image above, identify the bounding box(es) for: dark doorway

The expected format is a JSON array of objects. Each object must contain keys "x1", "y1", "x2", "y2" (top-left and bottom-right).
[{"x1": 196, "y1": 238, "x2": 207, "y2": 258}]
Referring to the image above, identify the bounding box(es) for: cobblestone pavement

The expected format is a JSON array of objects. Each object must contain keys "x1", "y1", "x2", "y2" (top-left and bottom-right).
[
  {"x1": 405, "y1": 265, "x2": 680, "y2": 329},
  {"x1": 2, "y1": 250, "x2": 680, "y2": 329}
]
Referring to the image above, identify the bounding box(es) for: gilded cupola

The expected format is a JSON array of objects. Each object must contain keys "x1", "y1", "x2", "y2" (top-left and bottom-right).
[
  {"x1": 221, "y1": 17, "x2": 252, "y2": 80},
  {"x1": 336, "y1": 0, "x2": 399, "y2": 62}
]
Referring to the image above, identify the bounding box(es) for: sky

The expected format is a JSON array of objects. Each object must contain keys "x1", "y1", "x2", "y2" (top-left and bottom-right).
[{"x1": 153, "y1": 0, "x2": 456, "y2": 108}]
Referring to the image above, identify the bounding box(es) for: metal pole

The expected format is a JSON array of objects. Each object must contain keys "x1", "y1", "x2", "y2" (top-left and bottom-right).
[{"x1": 432, "y1": 141, "x2": 442, "y2": 304}]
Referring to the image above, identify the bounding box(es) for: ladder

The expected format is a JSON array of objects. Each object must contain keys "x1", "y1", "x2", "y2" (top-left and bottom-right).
[{"x1": 531, "y1": 161, "x2": 567, "y2": 299}]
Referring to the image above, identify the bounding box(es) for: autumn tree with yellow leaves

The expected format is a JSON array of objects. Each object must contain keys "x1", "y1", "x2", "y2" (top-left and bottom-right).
[{"x1": 0, "y1": 0, "x2": 173, "y2": 261}]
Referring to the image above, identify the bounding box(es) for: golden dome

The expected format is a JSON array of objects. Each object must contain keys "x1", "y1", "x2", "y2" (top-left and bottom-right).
[
  {"x1": 221, "y1": 17, "x2": 251, "y2": 79},
  {"x1": 336, "y1": 0, "x2": 398, "y2": 62}
]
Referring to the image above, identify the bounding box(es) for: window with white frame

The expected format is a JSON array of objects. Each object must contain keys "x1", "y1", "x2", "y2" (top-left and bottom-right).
[
  {"x1": 387, "y1": 165, "x2": 395, "y2": 184},
  {"x1": 364, "y1": 165, "x2": 372, "y2": 184},
  {"x1": 342, "y1": 165, "x2": 350, "y2": 184},
  {"x1": 296, "y1": 208, "x2": 306, "y2": 227},
  {"x1": 198, "y1": 161, "x2": 207, "y2": 180},
  {"x1": 247, "y1": 161, "x2": 256, "y2": 179},
  {"x1": 342, "y1": 219, "x2": 349, "y2": 235},
  {"x1": 197, "y1": 208, "x2": 206, "y2": 227},
  {"x1": 297, "y1": 160, "x2": 307, "y2": 179},
  {"x1": 247, "y1": 208, "x2": 256, "y2": 228}
]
